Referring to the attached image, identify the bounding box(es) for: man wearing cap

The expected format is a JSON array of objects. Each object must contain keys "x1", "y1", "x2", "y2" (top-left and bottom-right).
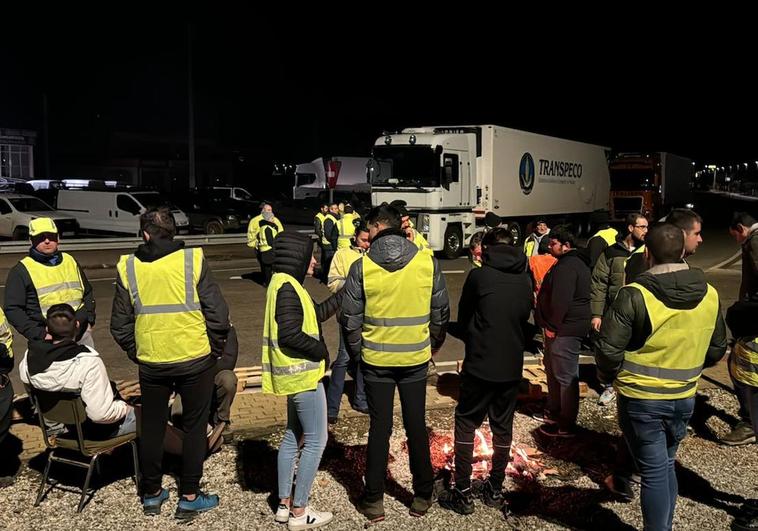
[{"x1": 4, "y1": 217, "x2": 96, "y2": 347}]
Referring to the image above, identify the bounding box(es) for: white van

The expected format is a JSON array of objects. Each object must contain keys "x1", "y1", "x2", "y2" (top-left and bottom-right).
[
  {"x1": 0, "y1": 194, "x2": 79, "y2": 240},
  {"x1": 55, "y1": 189, "x2": 190, "y2": 236}
]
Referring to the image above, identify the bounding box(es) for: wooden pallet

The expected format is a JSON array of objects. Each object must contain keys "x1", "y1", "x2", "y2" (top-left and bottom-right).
[
  {"x1": 520, "y1": 365, "x2": 589, "y2": 399},
  {"x1": 235, "y1": 366, "x2": 262, "y2": 392}
]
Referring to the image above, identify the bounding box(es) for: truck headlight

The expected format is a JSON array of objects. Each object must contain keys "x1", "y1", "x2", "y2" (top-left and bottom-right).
[
  {"x1": 227, "y1": 215, "x2": 238, "y2": 222},
  {"x1": 420, "y1": 214, "x2": 431, "y2": 233}
]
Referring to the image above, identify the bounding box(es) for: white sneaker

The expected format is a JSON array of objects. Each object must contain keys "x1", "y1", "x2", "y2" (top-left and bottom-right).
[
  {"x1": 275, "y1": 503, "x2": 290, "y2": 523},
  {"x1": 287, "y1": 507, "x2": 333, "y2": 530}
]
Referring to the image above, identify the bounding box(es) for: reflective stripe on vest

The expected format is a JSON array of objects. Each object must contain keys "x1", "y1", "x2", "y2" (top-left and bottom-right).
[
  {"x1": 337, "y1": 214, "x2": 357, "y2": 249},
  {"x1": 262, "y1": 272, "x2": 325, "y2": 395},
  {"x1": 0, "y1": 310, "x2": 13, "y2": 360},
  {"x1": 614, "y1": 282, "x2": 719, "y2": 400},
  {"x1": 117, "y1": 247, "x2": 210, "y2": 364},
  {"x1": 361, "y1": 251, "x2": 434, "y2": 367},
  {"x1": 731, "y1": 337, "x2": 758, "y2": 387},
  {"x1": 20, "y1": 253, "x2": 85, "y2": 316},
  {"x1": 590, "y1": 227, "x2": 619, "y2": 246}
]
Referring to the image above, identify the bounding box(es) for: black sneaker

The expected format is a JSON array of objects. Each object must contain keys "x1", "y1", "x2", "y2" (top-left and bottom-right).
[
  {"x1": 438, "y1": 487, "x2": 475, "y2": 515},
  {"x1": 409, "y1": 495, "x2": 433, "y2": 517},
  {"x1": 472, "y1": 478, "x2": 506, "y2": 510},
  {"x1": 732, "y1": 514, "x2": 758, "y2": 531},
  {"x1": 538, "y1": 423, "x2": 576, "y2": 438}
]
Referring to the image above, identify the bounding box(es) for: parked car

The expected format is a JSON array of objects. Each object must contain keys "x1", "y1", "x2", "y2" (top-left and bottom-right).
[
  {"x1": 175, "y1": 191, "x2": 252, "y2": 234},
  {"x1": 54, "y1": 188, "x2": 190, "y2": 236},
  {"x1": 0, "y1": 193, "x2": 79, "y2": 240}
]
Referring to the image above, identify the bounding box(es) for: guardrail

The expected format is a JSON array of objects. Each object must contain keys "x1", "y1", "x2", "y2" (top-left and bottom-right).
[{"x1": 0, "y1": 233, "x2": 248, "y2": 254}]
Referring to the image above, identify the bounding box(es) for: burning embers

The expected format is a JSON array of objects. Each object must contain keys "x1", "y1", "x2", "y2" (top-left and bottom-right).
[{"x1": 426, "y1": 424, "x2": 552, "y2": 481}]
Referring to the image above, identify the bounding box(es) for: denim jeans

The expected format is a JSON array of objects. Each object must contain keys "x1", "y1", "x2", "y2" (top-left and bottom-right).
[
  {"x1": 618, "y1": 395, "x2": 695, "y2": 531},
  {"x1": 278, "y1": 382, "x2": 328, "y2": 508},
  {"x1": 544, "y1": 335, "x2": 581, "y2": 430},
  {"x1": 326, "y1": 330, "x2": 366, "y2": 417},
  {"x1": 114, "y1": 407, "x2": 137, "y2": 437}
]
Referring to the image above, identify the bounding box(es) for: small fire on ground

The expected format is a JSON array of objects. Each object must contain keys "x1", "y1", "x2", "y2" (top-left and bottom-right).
[{"x1": 421, "y1": 424, "x2": 557, "y2": 481}]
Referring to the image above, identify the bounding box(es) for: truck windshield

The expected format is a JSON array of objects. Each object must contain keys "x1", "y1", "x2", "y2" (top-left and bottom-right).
[
  {"x1": 609, "y1": 169, "x2": 656, "y2": 191},
  {"x1": 369, "y1": 145, "x2": 439, "y2": 188}
]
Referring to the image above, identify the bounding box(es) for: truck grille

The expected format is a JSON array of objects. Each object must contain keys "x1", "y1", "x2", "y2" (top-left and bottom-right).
[{"x1": 612, "y1": 197, "x2": 643, "y2": 218}]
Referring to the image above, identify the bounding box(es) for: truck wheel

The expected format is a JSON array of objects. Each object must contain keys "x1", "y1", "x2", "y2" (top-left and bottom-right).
[
  {"x1": 205, "y1": 220, "x2": 224, "y2": 235},
  {"x1": 443, "y1": 225, "x2": 463, "y2": 259},
  {"x1": 12, "y1": 227, "x2": 28, "y2": 241},
  {"x1": 506, "y1": 222, "x2": 523, "y2": 246}
]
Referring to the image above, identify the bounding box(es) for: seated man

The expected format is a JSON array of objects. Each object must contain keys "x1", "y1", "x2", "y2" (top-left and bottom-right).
[{"x1": 20, "y1": 304, "x2": 135, "y2": 438}]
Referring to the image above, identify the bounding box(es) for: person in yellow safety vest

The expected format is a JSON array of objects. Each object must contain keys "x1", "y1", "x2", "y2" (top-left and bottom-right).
[
  {"x1": 336, "y1": 204, "x2": 360, "y2": 249},
  {"x1": 326, "y1": 221, "x2": 370, "y2": 423},
  {"x1": 313, "y1": 203, "x2": 329, "y2": 241},
  {"x1": 595, "y1": 223, "x2": 727, "y2": 531},
  {"x1": 725, "y1": 297, "x2": 758, "y2": 449},
  {"x1": 4, "y1": 217, "x2": 96, "y2": 348},
  {"x1": 247, "y1": 201, "x2": 284, "y2": 287},
  {"x1": 523, "y1": 219, "x2": 550, "y2": 257},
  {"x1": 390, "y1": 200, "x2": 434, "y2": 256},
  {"x1": 587, "y1": 223, "x2": 619, "y2": 269},
  {"x1": 262, "y1": 231, "x2": 341, "y2": 528},
  {"x1": 111, "y1": 207, "x2": 231, "y2": 518},
  {"x1": 0, "y1": 308, "x2": 16, "y2": 485},
  {"x1": 317, "y1": 203, "x2": 340, "y2": 284},
  {"x1": 340, "y1": 203, "x2": 450, "y2": 523}
]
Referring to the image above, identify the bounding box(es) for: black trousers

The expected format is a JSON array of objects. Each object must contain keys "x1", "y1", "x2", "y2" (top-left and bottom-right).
[
  {"x1": 364, "y1": 377, "x2": 433, "y2": 501},
  {"x1": 454, "y1": 374, "x2": 519, "y2": 490},
  {"x1": 320, "y1": 246, "x2": 335, "y2": 284},
  {"x1": 0, "y1": 376, "x2": 12, "y2": 447},
  {"x1": 257, "y1": 250, "x2": 274, "y2": 286},
  {"x1": 139, "y1": 362, "x2": 215, "y2": 496}
]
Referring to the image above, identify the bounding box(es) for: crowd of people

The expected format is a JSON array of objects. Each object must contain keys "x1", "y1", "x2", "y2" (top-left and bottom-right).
[{"x1": 0, "y1": 202, "x2": 757, "y2": 530}]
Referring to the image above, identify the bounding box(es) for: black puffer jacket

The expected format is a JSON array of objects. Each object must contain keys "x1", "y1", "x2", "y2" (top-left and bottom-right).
[
  {"x1": 340, "y1": 229, "x2": 450, "y2": 362},
  {"x1": 595, "y1": 264, "x2": 727, "y2": 383},
  {"x1": 271, "y1": 232, "x2": 341, "y2": 363},
  {"x1": 454, "y1": 244, "x2": 533, "y2": 382},
  {"x1": 535, "y1": 249, "x2": 591, "y2": 338}
]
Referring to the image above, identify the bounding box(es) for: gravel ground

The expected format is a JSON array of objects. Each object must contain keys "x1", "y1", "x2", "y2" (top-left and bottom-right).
[{"x1": 1, "y1": 389, "x2": 755, "y2": 530}]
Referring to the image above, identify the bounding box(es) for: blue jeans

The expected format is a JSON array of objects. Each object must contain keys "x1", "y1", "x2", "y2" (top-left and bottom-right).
[
  {"x1": 278, "y1": 382, "x2": 328, "y2": 508},
  {"x1": 114, "y1": 407, "x2": 137, "y2": 437},
  {"x1": 618, "y1": 395, "x2": 695, "y2": 531},
  {"x1": 326, "y1": 330, "x2": 366, "y2": 417}
]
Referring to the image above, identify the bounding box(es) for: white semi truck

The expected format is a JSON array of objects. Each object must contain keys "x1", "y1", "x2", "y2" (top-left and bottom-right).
[
  {"x1": 368, "y1": 125, "x2": 611, "y2": 258},
  {"x1": 293, "y1": 156, "x2": 371, "y2": 202}
]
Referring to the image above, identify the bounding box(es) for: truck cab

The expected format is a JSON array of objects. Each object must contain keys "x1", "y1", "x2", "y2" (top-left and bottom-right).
[{"x1": 368, "y1": 127, "x2": 477, "y2": 257}]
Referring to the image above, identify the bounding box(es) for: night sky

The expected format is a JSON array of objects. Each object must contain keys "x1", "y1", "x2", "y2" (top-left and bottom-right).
[{"x1": 2, "y1": 17, "x2": 754, "y2": 178}]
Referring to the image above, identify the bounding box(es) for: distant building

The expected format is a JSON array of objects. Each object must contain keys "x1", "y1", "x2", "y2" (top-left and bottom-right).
[{"x1": 0, "y1": 128, "x2": 36, "y2": 180}]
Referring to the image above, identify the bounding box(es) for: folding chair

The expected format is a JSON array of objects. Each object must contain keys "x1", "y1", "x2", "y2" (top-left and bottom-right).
[{"x1": 31, "y1": 389, "x2": 139, "y2": 512}]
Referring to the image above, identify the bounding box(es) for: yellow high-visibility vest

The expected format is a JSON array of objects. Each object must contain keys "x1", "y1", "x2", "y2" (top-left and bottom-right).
[
  {"x1": 262, "y1": 272, "x2": 324, "y2": 395},
  {"x1": 247, "y1": 215, "x2": 284, "y2": 249},
  {"x1": 327, "y1": 246, "x2": 363, "y2": 294},
  {"x1": 731, "y1": 337, "x2": 758, "y2": 387},
  {"x1": 614, "y1": 282, "x2": 719, "y2": 400},
  {"x1": 590, "y1": 227, "x2": 619, "y2": 246},
  {"x1": 20, "y1": 253, "x2": 84, "y2": 317},
  {"x1": 320, "y1": 213, "x2": 338, "y2": 247},
  {"x1": 337, "y1": 213, "x2": 358, "y2": 249},
  {"x1": 362, "y1": 251, "x2": 434, "y2": 367},
  {"x1": 411, "y1": 229, "x2": 433, "y2": 256},
  {"x1": 0, "y1": 309, "x2": 13, "y2": 360},
  {"x1": 257, "y1": 223, "x2": 280, "y2": 253},
  {"x1": 116, "y1": 247, "x2": 210, "y2": 364}
]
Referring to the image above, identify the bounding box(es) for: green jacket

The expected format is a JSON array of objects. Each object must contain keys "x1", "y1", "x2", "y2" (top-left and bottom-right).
[{"x1": 590, "y1": 240, "x2": 638, "y2": 317}]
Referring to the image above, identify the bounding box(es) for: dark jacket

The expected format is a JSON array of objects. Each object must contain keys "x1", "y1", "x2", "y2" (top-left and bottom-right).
[
  {"x1": 624, "y1": 251, "x2": 648, "y2": 285},
  {"x1": 340, "y1": 229, "x2": 450, "y2": 380},
  {"x1": 110, "y1": 237, "x2": 231, "y2": 377},
  {"x1": 4, "y1": 249, "x2": 96, "y2": 342},
  {"x1": 454, "y1": 244, "x2": 533, "y2": 382},
  {"x1": 726, "y1": 296, "x2": 758, "y2": 340},
  {"x1": 272, "y1": 232, "x2": 340, "y2": 363},
  {"x1": 218, "y1": 326, "x2": 239, "y2": 372},
  {"x1": 590, "y1": 238, "x2": 641, "y2": 317},
  {"x1": 595, "y1": 264, "x2": 728, "y2": 383},
  {"x1": 587, "y1": 227, "x2": 615, "y2": 269},
  {"x1": 739, "y1": 224, "x2": 758, "y2": 301},
  {"x1": 535, "y1": 249, "x2": 591, "y2": 338},
  {"x1": 322, "y1": 216, "x2": 339, "y2": 249}
]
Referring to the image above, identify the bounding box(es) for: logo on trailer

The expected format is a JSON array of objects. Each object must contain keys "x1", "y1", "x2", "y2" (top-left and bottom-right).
[{"x1": 519, "y1": 153, "x2": 535, "y2": 195}]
